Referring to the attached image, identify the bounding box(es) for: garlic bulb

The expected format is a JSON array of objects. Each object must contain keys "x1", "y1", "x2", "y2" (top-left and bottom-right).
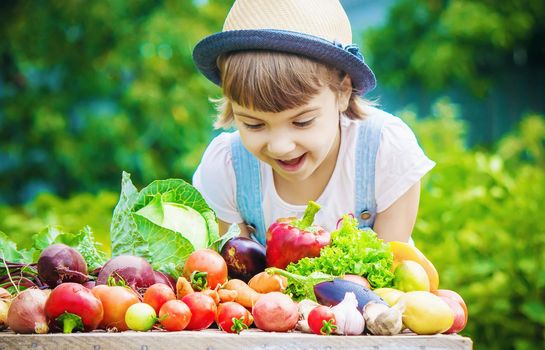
[
  {"x1": 363, "y1": 301, "x2": 404, "y2": 335},
  {"x1": 296, "y1": 299, "x2": 319, "y2": 333},
  {"x1": 330, "y1": 292, "x2": 365, "y2": 335}
]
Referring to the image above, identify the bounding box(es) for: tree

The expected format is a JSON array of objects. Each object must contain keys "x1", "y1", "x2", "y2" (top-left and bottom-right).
[
  {"x1": 0, "y1": 0, "x2": 230, "y2": 204},
  {"x1": 363, "y1": 0, "x2": 545, "y2": 96}
]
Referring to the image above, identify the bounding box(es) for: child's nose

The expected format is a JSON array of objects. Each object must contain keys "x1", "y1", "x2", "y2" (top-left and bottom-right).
[{"x1": 266, "y1": 136, "x2": 296, "y2": 157}]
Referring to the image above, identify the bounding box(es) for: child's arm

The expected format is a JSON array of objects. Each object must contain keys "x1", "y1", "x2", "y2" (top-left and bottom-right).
[
  {"x1": 218, "y1": 219, "x2": 251, "y2": 239},
  {"x1": 373, "y1": 181, "x2": 421, "y2": 242}
]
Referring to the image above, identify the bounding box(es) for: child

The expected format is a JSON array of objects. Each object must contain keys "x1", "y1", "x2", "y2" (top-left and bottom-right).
[{"x1": 191, "y1": 0, "x2": 435, "y2": 245}]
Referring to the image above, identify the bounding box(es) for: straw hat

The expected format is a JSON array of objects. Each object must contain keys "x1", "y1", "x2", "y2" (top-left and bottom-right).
[{"x1": 192, "y1": 0, "x2": 376, "y2": 95}]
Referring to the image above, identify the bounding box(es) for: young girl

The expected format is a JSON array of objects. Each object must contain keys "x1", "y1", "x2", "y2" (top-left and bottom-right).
[{"x1": 191, "y1": 0, "x2": 435, "y2": 245}]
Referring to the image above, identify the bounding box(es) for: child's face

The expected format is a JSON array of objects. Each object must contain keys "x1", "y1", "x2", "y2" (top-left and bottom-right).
[{"x1": 232, "y1": 86, "x2": 341, "y2": 182}]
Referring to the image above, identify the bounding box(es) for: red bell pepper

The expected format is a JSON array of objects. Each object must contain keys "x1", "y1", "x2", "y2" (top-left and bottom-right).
[{"x1": 266, "y1": 201, "x2": 331, "y2": 269}]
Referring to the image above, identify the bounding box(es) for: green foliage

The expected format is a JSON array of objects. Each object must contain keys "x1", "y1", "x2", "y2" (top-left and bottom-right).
[
  {"x1": 0, "y1": 190, "x2": 117, "y2": 250},
  {"x1": 0, "y1": 0, "x2": 231, "y2": 204},
  {"x1": 364, "y1": 0, "x2": 545, "y2": 96},
  {"x1": 403, "y1": 99, "x2": 545, "y2": 350}
]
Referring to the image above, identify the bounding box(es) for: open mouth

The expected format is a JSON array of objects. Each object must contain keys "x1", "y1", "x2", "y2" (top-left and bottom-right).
[{"x1": 276, "y1": 153, "x2": 307, "y2": 172}]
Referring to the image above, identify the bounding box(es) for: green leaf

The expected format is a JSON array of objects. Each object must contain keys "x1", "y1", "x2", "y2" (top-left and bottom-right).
[
  {"x1": 110, "y1": 171, "x2": 149, "y2": 258},
  {"x1": 72, "y1": 226, "x2": 108, "y2": 271},
  {"x1": 521, "y1": 301, "x2": 545, "y2": 326},
  {"x1": 133, "y1": 213, "x2": 195, "y2": 278},
  {"x1": 0, "y1": 232, "x2": 34, "y2": 263},
  {"x1": 32, "y1": 226, "x2": 66, "y2": 251},
  {"x1": 135, "y1": 197, "x2": 209, "y2": 251},
  {"x1": 210, "y1": 223, "x2": 241, "y2": 253},
  {"x1": 133, "y1": 177, "x2": 219, "y2": 246}
]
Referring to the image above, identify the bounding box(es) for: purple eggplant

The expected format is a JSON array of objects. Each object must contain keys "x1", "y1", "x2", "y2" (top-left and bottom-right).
[
  {"x1": 314, "y1": 279, "x2": 387, "y2": 310},
  {"x1": 220, "y1": 237, "x2": 266, "y2": 282}
]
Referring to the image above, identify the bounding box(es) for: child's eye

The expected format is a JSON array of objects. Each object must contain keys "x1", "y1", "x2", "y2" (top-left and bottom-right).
[
  {"x1": 293, "y1": 118, "x2": 315, "y2": 128},
  {"x1": 243, "y1": 123, "x2": 264, "y2": 130}
]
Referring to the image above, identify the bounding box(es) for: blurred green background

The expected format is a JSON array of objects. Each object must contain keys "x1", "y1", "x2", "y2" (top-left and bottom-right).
[{"x1": 1, "y1": 0, "x2": 544, "y2": 348}]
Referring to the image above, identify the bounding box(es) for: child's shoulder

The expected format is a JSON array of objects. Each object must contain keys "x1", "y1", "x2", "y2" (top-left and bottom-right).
[
  {"x1": 342, "y1": 106, "x2": 420, "y2": 151},
  {"x1": 206, "y1": 131, "x2": 236, "y2": 153},
  {"x1": 199, "y1": 131, "x2": 237, "y2": 167},
  {"x1": 343, "y1": 106, "x2": 406, "y2": 133}
]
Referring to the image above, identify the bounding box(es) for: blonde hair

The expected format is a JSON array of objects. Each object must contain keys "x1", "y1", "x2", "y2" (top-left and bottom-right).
[{"x1": 213, "y1": 51, "x2": 373, "y2": 129}]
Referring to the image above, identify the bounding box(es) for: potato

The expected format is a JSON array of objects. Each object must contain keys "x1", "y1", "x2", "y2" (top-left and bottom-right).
[{"x1": 252, "y1": 292, "x2": 298, "y2": 332}]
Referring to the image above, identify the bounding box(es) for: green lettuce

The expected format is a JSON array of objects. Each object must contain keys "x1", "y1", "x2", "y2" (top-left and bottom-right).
[
  {"x1": 285, "y1": 215, "x2": 395, "y2": 300},
  {"x1": 110, "y1": 171, "x2": 219, "y2": 278}
]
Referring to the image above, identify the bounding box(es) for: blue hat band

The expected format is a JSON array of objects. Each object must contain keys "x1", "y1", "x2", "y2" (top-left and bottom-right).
[{"x1": 193, "y1": 29, "x2": 376, "y2": 95}]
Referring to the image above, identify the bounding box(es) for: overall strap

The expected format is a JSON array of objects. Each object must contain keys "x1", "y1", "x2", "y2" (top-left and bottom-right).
[
  {"x1": 355, "y1": 114, "x2": 386, "y2": 229},
  {"x1": 355, "y1": 114, "x2": 415, "y2": 245},
  {"x1": 230, "y1": 132, "x2": 267, "y2": 245}
]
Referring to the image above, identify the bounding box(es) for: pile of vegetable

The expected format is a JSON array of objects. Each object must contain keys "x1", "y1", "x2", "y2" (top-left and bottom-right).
[{"x1": 0, "y1": 173, "x2": 468, "y2": 336}]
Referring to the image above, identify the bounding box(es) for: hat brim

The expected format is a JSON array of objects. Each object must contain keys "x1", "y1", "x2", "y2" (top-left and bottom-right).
[{"x1": 192, "y1": 29, "x2": 376, "y2": 95}]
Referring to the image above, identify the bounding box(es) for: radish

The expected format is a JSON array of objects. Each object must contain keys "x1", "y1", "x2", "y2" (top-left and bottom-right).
[
  {"x1": 252, "y1": 292, "x2": 298, "y2": 332},
  {"x1": 45, "y1": 282, "x2": 104, "y2": 333}
]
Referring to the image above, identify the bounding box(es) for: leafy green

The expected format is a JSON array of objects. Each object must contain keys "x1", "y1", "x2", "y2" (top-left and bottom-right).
[
  {"x1": 267, "y1": 267, "x2": 335, "y2": 302},
  {"x1": 0, "y1": 232, "x2": 35, "y2": 263},
  {"x1": 1, "y1": 226, "x2": 106, "y2": 270},
  {"x1": 110, "y1": 171, "x2": 219, "y2": 278},
  {"x1": 286, "y1": 215, "x2": 394, "y2": 300}
]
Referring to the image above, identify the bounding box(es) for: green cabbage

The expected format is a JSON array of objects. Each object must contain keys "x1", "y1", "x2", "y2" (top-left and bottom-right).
[{"x1": 110, "y1": 171, "x2": 219, "y2": 278}]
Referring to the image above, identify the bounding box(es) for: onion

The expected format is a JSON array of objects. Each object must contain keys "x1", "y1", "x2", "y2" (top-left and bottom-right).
[
  {"x1": 0, "y1": 287, "x2": 11, "y2": 301},
  {"x1": 7, "y1": 289, "x2": 49, "y2": 334},
  {"x1": 37, "y1": 243, "x2": 89, "y2": 287},
  {"x1": 0, "y1": 300, "x2": 8, "y2": 330}
]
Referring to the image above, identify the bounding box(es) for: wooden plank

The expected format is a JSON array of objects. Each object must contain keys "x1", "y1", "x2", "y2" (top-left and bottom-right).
[{"x1": 0, "y1": 329, "x2": 472, "y2": 350}]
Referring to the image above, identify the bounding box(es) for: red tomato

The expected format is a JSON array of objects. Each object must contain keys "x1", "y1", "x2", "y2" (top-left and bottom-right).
[
  {"x1": 216, "y1": 302, "x2": 253, "y2": 334},
  {"x1": 183, "y1": 249, "x2": 227, "y2": 290},
  {"x1": 181, "y1": 292, "x2": 217, "y2": 330},
  {"x1": 45, "y1": 282, "x2": 104, "y2": 333},
  {"x1": 308, "y1": 306, "x2": 337, "y2": 335},
  {"x1": 143, "y1": 283, "x2": 176, "y2": 314},
  {"x1": 92, "y1": 285, "x2": 140, "y2": 331},
  {"x1": 159, "y1": 300, "x2": 192, "y2": 331}
]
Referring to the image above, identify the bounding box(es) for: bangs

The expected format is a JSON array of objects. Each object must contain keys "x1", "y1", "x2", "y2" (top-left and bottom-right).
[{"x1": 218, "y1": 51, "x2": 341, "y2": 113}]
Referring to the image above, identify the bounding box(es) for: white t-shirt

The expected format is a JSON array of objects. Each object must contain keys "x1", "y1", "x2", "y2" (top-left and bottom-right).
[{"x1": 193, "y1": 107, "x2": 435, "y2": 233}]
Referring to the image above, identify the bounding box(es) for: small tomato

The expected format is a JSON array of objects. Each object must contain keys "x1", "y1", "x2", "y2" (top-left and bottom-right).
[
  {"x1": 308, "y1": 306, "x2": 336, "y2": 335},
  {"x1": 159, "y1": 300, "x2": 192, "y2": 331},
  {"x1": 125, "y1": 303, "x2": 157, "y2": 331},
  {"x1": 92, "y1": 285, "x2": 139, "y2": 331},
  {"x1": 216, "y1": 302, "x2": 253, "y2": 334},
  {"x1": 183, "y1": 249, "x2": 227, "y2": 290},
  {"x1": 143, "y1": 283, "x2": 176, "y2": 314},
  {"x1": 181, "y1": 292, "x2": 216, "y2": 330}
]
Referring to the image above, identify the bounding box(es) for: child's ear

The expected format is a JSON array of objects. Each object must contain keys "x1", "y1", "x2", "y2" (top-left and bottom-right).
[{"x1": 337, "y1": 75, "x2": 352, "y2": 112}]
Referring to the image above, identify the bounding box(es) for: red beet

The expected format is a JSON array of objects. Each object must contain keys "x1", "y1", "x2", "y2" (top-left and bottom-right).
[
  {"x1": 96, "y1": 255, "x2": 155, "y2": 294},
  {"x1": 153, "y1": 270, "x2": 176, "y2": 291},
  {"x1": 37, "y1": 243, "x2": 88, "y2": 287}
]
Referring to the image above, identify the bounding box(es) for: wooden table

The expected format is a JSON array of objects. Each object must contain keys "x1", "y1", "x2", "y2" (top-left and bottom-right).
[{"x1": 0, "y1": 329, "x2": 472, "y2": 350}]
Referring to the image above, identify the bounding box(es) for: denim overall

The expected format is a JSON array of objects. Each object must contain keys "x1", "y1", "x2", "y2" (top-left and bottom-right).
[{"x1": 230, "y1": 114, "x2": 414, "y2": 246}]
